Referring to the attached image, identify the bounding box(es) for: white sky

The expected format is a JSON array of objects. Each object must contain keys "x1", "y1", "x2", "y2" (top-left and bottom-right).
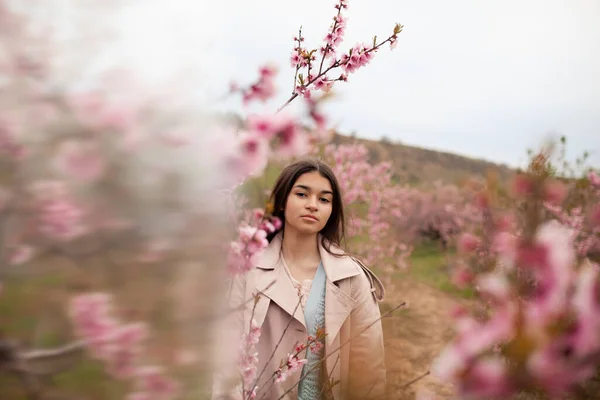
[{"x1": 110, "y1": 0, "x2": 600, "y2": 169}]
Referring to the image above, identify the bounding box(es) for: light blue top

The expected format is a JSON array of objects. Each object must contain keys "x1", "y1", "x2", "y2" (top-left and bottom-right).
[{"x1": 297, "y1": 262, "x2": 327, "y2": 400}]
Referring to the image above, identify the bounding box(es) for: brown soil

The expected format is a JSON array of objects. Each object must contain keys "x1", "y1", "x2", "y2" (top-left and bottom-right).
[{"x1": 382, "y1": 275, "x2": 466, "y2": 400}]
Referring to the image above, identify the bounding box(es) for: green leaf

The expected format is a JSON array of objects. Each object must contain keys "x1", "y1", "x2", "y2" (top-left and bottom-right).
[{"x1": 373, "y1": 35, "x2": 377, "y2": 47}]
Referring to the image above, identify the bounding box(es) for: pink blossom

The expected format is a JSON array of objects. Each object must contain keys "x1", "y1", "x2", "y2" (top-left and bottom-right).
[
  {"x1": 69, "y1": 293, "x2": 118, "y2": 358},
  {"x1": 238, "y1": 317, "x2": 262, "y2": 391},
  {"x1": 543, "y1": 180, "x2": 567, "y2": 205},
  {"x1": 286, "y1": 352, "x2": 307, "y2": 371},
  {"x1": 100, "y1": 323, "x2": 148, "y2": 379},
  {"x1": 238, "y1": 131, "x2": 269, "y2": 177},
  {"x1": 495, "y1": 213, "x2": 516, "y2": 231},
  {"x1": 0, "y1": 116, "x2": 26, "y2": 160},
  {"x1": 274, "y1": 369, "x2": 290, "y2": 384},
  {"x1": 8, "y1": 244, "x2": 35, "y2": 265},
  {"x1": 136, "y1": 366, "x2": 179, "y2": 399},
  {"x1": 457, "y1": 233, "x2": 481, "y2": 253},
  {"x1": 309, "y1": 340, "x2": 324, "y2": 354},
  {"x1": 106, "y1": 347, "x2": 138, "y2": 379},
  {"x1": 475, "y1": 273, "x2": 510, "y2": 303},
  {"x1": 522, "y1": 222, "x2": 575, "y2": 327},
  {"x1": 588, "y1": 170, "x2": 600, "y2": 187},
  {"x1": 527, "y1": 343, "x2": 595, "y2": 396},
  {"x1": 512, "y1": 174, "x2": 533, "y2": 196},
  {"x1": 570, "y1": 263, "x2": 600, "y2": 357},
  {"x1": 242, "y1": 65, "x2": 278, "y2": 104},
  {"x1": 69, "y1": 91, "x2": 140, "y2": 132},
  {"x1": 53, "y1": 139, "x2": 106, "y2": 182},
  {"x1": 458, "y1": 357, "x2": 513, "y2": 399},
  {"x1": 451, "y1": 265, "x2": 474, "y2": 289},
  {"x1": 30, "y1": 181, "x2": 87, "y2": 241}
]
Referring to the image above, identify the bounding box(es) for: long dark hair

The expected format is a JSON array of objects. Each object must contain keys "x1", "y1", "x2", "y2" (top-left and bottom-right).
[{"x1": 267, "y1": 158, "x2": 346, "y2": 255}]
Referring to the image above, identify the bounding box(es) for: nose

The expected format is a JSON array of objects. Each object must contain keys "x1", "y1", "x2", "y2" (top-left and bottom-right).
[{"x1": 305, "y1": 196, "x2": 318, "y2": 211}]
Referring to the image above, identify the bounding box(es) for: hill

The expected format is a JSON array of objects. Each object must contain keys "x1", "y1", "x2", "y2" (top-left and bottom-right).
[{"x1": 330, "y1": 133, "x2": 516, "y2": 186}]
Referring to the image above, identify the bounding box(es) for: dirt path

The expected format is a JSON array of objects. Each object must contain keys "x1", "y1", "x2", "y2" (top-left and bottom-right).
[{"x1": 382, "y1": 275, "x2": 466, "y2": 399}]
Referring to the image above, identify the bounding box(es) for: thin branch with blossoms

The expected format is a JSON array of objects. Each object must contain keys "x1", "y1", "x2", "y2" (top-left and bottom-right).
[
  {"x1": 280, "y1": 0, "x2": 403, "y2": 112},
  {"x1": 274, "y1": 301, "x2": 407, "y2": 400},
  {"x1": 239, "y1": 294, "x2": 263, "y2": 398},
  {"x1": 256, "y1": 333, "x2": 322, "y2": 400},
  {"x1": 249, "y1": 298, "x2": 302, "y2": 400}
]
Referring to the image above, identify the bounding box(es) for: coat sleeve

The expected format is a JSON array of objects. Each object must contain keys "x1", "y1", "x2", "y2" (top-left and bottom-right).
[
  {"x1": 347, "y1": 269, "x2": 387, "y2": 399},
  {"x1": 210, "y1": 273, "x2": 247, "y2": 400}
]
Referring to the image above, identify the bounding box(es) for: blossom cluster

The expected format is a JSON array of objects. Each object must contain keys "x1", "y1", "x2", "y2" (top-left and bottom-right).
[
  {"x1": 70, "y1": 293, "x2": 179, "y2": 400},
  {"x1": 434, "y1": 163, "x2": 600, "y2": 398}
]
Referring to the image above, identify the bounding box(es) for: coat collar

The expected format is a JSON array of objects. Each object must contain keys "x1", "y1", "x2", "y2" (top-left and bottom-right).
[
  {"x1": 255, "y1": 232, "x2": 361, "y2": 282},
  {"x1": 254, "y1": 232, "x2": 360, "y2": 343}
]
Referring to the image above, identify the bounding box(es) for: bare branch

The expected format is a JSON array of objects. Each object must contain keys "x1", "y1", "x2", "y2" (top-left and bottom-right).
[{"x1": 395, "y1": 370, "x2": 431, "y2": 391}]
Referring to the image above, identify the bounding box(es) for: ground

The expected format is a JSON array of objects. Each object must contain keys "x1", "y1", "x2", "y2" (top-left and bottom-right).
[{"x1": 383, "y1": 274, "x2": 460, "y2": 399}]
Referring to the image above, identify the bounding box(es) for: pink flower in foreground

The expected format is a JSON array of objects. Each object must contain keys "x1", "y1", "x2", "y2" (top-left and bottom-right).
[
  {"x1": 512, "y1": 174, "x2": 533, "y2": 197},
  {"x1": 70, "y1": 91, "x2": 140, "y2": 132},
  {"x1": 273, "y1": 353, "x2": 307, "y2": 384},
  {"x1": 543, "y1": 180, "x2": 567, "y2": 206},
  {"x1": 458, "y1": 357, "x2": 513, "y2": 399},
  {"x1": 136, "y1": 366, "x2": 179, "y2": 399},
  {"x1": 588, "y1": 170, "x2": 600, "y2": 187},
  {"x1": 30, "y1": 181, "x2": 87, "y2": 241},
  {"x1": 0, "y1": 117, "x2": 26, "y2": 160},
  {"x1": 241, "y1": 65, "x2": 278, "y2": 104},
  {"x1": 239, "y1": 319, "x2": 261, "y2": 389},
  {"x1": 53, "y1": 139, "x2": 106, "y2": 182},
  {"x1": 8, "y1": 245, "x2": 35, "y2": 265},
  {"x1": 457, "y1": 232, "x2": 481, "y2": 253},
  {"x1": 451, "y1": 265, "x2": 474, "y2": 289}
]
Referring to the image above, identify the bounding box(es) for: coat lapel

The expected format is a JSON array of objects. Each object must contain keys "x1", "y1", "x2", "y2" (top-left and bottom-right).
[
  {"x1": 254, "y1": 234, "x2": 306, "y2": 329},
  {"x1": 319, "y1": 242, "x2": 359, "y2": 348}
]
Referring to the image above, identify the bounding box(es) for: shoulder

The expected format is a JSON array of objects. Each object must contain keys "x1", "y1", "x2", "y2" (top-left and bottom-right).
[{"x1": 347, "y1": 257, "x2": 386, "y2": 303}]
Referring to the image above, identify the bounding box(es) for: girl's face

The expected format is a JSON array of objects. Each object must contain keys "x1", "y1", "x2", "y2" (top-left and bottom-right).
[{"x1": 284, "y1": 171, "x2": 334, "y2": 237}]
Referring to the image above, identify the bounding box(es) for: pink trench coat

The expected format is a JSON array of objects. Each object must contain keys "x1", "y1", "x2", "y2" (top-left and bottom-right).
[{"x1": 211, "y1": 233, "x2": 387, "y2": 400}]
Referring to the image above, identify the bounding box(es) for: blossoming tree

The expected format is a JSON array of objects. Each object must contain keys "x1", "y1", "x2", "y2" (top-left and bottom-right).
[{"x1": 432, "y1": 144, "x2": 600, "y2": 399}]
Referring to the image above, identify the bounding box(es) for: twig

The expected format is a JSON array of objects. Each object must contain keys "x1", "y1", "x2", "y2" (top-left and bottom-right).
[
  {"x1": 0, "y1": 339, "x2": 85, "y2": 399},
  {"x1": 251, "y1": 298, "x2": 302, "y2": 400},
  {"x1": 318, "y1": 353, "x2": 340, "y2": 397},
  {"x1": 22, "y1": 340, "x2": 86, "y2": 362},
  {"x1": 291, "y1": 26, "x2": 303, "y2": 95},
  {"x1": 396, "y1": 370, "x2": 431, "y2": 391}
]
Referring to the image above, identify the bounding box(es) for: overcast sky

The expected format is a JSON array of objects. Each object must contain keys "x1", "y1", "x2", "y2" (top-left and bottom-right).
[{"x1": 112, "y1": 0, "x2": 600, "y2": 169}]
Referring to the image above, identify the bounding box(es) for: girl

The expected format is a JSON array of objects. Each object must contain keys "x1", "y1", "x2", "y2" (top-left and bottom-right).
[{"x1": 213, "y1": 159, "x2": 387, "y2": 400}]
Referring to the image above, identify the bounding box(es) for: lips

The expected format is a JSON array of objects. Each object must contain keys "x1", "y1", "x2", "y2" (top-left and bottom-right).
[{"x1": 301, "y1": 214, "x2": 318, "y2": 221}]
